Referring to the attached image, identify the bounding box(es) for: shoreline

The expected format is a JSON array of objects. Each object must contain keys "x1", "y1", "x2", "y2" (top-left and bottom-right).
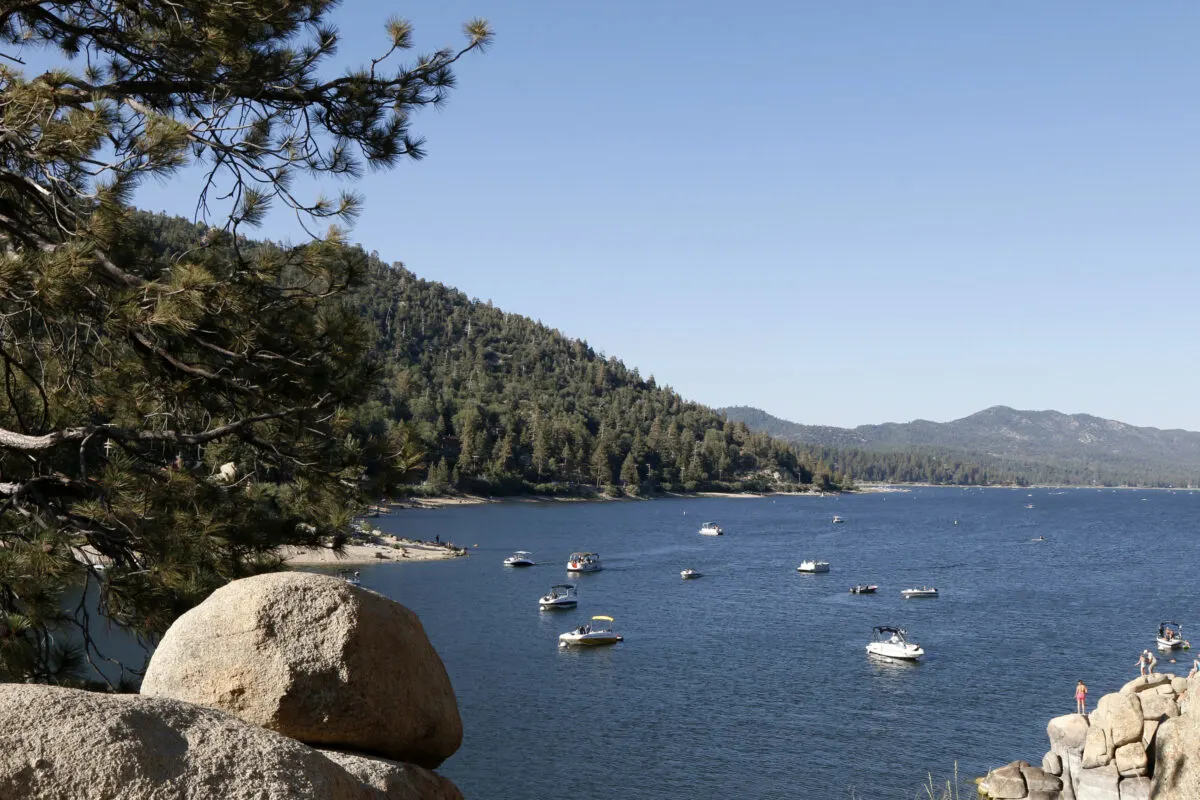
[
  {"x1": 280, "y1": 537, "x2": 467, "y2": 566},
  {"x1": 378, "y1": 489, "x2": 853, "y2": 511}
]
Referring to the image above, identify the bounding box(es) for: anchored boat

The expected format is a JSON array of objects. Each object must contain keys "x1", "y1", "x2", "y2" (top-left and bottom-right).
[
  {"x1": 503, "y1": 551, "x2": 535, "y2": 567},
  {"x1": 901, "y1": 586, "x2": 938, "y2": 599},
  {"x1": 566, "y1": 552, "x2": 602, "y2": 573},
  {"x1": 538, "y1": 583, "x2": 578, "y2": 609},
  {"x1": 866, "y1": 626, "x2": 924, "y2": 661},
  {"x1": 559, "y1": 615, "x2": 623, "y2": 647},
  {"x1": 797, "y1": 560, "x2": 831, "y2": 573},
  {"x1": 699, "y1": 522, "x2": 724, "y2": 536}
]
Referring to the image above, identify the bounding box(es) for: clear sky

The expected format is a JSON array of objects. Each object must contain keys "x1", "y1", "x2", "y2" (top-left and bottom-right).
[{"x1": 127, "y1": 2, "x2": 1200, "y2": 430}]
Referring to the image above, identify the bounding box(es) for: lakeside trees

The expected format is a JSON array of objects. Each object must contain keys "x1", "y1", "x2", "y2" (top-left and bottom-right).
[{"x1": 0, "y1": 1, "x2": 489, "y2": 683}]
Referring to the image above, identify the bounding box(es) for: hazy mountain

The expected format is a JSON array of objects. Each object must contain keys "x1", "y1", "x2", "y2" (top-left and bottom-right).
[{"x1": 721, "y1": 405, "x2": 1200, "y2": 486}]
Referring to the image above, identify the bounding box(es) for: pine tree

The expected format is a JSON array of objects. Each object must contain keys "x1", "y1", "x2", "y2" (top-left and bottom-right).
[{"x1": 0, "y1": 1, "x2": 490, "y2": 683}]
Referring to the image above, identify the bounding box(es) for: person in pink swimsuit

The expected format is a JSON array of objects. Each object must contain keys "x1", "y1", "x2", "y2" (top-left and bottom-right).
[{"x1": 1075, "y1": 680, "x2": 1087, "y2": 714}]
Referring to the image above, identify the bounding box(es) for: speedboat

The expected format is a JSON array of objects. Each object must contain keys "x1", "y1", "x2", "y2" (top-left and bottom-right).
[
  {"x1": 1029, "y1": 536, "x2": 1046, "y2": 542},
  {"x1": 1157, "y1": 621, "x2": 1184, "y2": 650},
  {"x1": 1024, "y1": 504, "x2": 1035, "y2": 509},
  {"x1": 849, "y1": 584, "x2": 878, "y2": 594},
  {"x1": 699, "y1": 522, "x2": 724, "y2": 536},
  {"x1": 797, "y1": 560, "x2": 830, "y2": 573},
  {"x1": 866, "y1": 626, "x2": 924, "y2": 660},
  {"x1": 539, "y1": 584, "x2": 578, "y2": 609},
  {"x1": 337, "y1": 569, "x2": 361, "y2": 586},
  {"x1": 503, "y1": 551, "x2": 535, "y2": 567},
  {"x1": 832, "y1": 516, "x2": 844, "y2": 524},
  {"x1": 559, "y1": 615, "x2": 623, "y2": 647},
  {"x1": 566, "y1": 552, "x2": 602, "y2": 573},
  {"x1": 680, "y1": 569, "x2": 703, "y2": 579},
  {"x1": 901, "y1": 586, "x2": 938, "y2": 599}
]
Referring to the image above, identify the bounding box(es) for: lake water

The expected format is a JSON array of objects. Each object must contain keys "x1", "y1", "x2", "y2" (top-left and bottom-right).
[{"x1": 329, "y1": 488, "x2": 1199, "y2": 799}]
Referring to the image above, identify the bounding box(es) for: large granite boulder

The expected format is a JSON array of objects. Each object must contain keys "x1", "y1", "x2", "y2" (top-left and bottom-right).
[
  {"x1": 1118, "y1": 775, "x2": 1151, "y2": 800},
  {"x1": 0, "y1": 684, "x2": 377, "y2": 799},
  {"x1": 1113, "y1": 741, "x2": 1148, "y2": 777},
  {"x1": 1082, "y1": 724, "x2": 1112, "y2": 769},
  {"x1": 141, "y1": 572, "x2": 462, "y2": 768},
  {"x1": 320, "y1": 750, "x2": 464, "y2": 800},
  {"x1": 1075, "y1": 762, "x2": 1120, "y2": 799},
  {"x1": 1150, "y1": 710, "x2": 1200, "y2": 799},
  {"x1": 1119, "y1": 673, "x2": 1171, "y2": 696},
  {"x1": 1094, "y1": 693, "x2": 1144, "y2": 749},
  {"x1": 1048, "y1": 713, "x2": 1090, "y2": 754},
  {"x1": 1139, "y1": 691, "x2": 1179, "y2": 722},
  {"x1": 979, "y1": 761, "x2": 1028, "y2": 798}
]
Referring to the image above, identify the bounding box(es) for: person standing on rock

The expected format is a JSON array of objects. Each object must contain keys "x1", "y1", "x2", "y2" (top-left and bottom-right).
[
  {"x1": 1075, "y1": 680, "x2": 1088, "y2": 714},
  {"x1": 1136, "y1": 649, "x2": 1156, "y2": 676}
]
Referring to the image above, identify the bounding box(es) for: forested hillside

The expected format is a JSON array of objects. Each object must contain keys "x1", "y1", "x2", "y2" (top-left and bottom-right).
[{"x1": 725, "y1": 406, "x2": 1200, "y2": 487}]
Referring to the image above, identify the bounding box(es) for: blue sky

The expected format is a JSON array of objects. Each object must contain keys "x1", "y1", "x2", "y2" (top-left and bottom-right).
[{"x1": 118, "y1": 3, "x2": 1200, "y2": 429}]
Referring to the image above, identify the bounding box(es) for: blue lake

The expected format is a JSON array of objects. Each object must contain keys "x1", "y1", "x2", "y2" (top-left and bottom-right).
[{"x1": 326, "y1": 487, "x2": 1199, "y2": 799}]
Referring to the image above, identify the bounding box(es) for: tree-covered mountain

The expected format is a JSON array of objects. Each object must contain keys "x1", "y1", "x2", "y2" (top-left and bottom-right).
[{"x1": 722, "y1": 406, "x2": 1200, "y2": 487}]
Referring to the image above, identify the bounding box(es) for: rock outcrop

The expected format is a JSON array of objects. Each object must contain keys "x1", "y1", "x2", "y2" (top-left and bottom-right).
[
  {"x1": 0, "y1": 684, "x2": 376, "y2": 799},
  {"x1": 980, "y1": 670, "x2": 1196, "y2": 800},
  {"x1": 141, "y1": 571, "x2": 461, "y2": 768},
  {"x1": 2, "y1": 573, "x2": 466, "y2": 800}
]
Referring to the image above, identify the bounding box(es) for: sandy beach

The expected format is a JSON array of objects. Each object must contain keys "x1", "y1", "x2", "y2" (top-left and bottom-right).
[{"x1": 280, "y1": 536, "x2": 467, "y2": 565}]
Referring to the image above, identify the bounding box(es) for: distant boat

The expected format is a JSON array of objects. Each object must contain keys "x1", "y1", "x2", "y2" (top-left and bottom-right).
[
  {"x1": 567, "y1": 552, "x2": 602, "y2": 573},
  {"x1": 797, "y1": 560, "x2": 830, "y2": 573},
  {"x1": 1158, "y1": 621, "x2": 1184, "y2": 650},
  {"x1": 338, "y1": 568, "x2": 361, "y2": 586},
  {"x1": 867, "y1": 626, "x2": 924, "y2": 660},
  {"x1": 559, "y1": 615, "x2": 623, "y2": 647},
  {"x1": 849, "y1": 584, "x2": 878, "y2": 594},
  {"x1": 680, "y1": 569, "x2": 703, "y2": 580},
  {"x1": 699, "y1": 522, "x2": 724, "y2": 536},
  {"x1": 832, "y1": 516, "x2": 845, "y2": 524},
  {"x1": 901, "y1": 586, "x2": 938, "y2": 599},
  {"x1": 1024, "y1": 504, "x2": 1035, "y2": 509},
  {"x1": 539, "y1": 583, "x2": 578, "y2": 610},
  {"x1": 503, "y1": 551, "x2": 536, "y2": 567},
  {"x1": 1029, "y1": 536, "x2": 1046, "y2": 543}
]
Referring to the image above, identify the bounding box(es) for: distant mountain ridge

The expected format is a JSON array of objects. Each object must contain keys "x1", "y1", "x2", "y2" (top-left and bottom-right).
[{"x1": 721, "y1": 405, "x2": 1200, "y2": 486}]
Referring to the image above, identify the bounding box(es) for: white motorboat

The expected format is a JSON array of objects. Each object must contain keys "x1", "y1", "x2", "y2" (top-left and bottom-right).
[
  {"x1": 566, "y1": 552, "x2": 602, "y2": 573},
  {"x1": 866, "y1": 626, "x2": 924, "y2": 660},
  {"x1": 503, "y1": 551, "x2": 536, "y2": 567},
  {"x1": 832, "y1": 516, "x2": 845, "y2": 524},
  {"x1": 699, "y1": 522, "x2": 724, "y2": 536},
  {"x1": 338, "y1": 569, "x2": 361, "y2": 586},
  {"x1": 797, "y1": 560, "x2": 830, "y2": 573},
  {"x1": 680, "y1": 569, "x2": 703, "y2": 579},
  {"x1": 539, "y1": 583, "x2": 578, "y2": 609},
  {"x1": 901, "y1": 586, "x2": 939, "y2": 599},
  {"x1": 1157, "y1": 621, "x2": 1184, "y2": 650},
  {"x1": 559, "y1": 615, "x2": 623, "y2": 647},
  {"x1": 849, "y1": 584, "x2": 878, "y2": 594}
]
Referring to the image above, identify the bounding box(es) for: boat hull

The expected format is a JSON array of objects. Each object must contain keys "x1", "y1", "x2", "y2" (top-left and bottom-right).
[
  {"x1": 539, "y1": 600, "x2": 578, "y2": 609},
  {"x1": 797, "y1": 564, "x2": 830, "y2": 573},
  {"x1": 558, "y1": 633, "x2": 622, "y2": 647},
  {"x1": 901, "y1": 590, "x2": 938, "y2": 599},
  {"x1": 566, "y1": 564, "x2": 602, "y2": 573},
  {"x1": 504, "y1": 560, "x2": 534, "y2": 567},
  {"x1": 866, "y1": 643, "x2": 924, "y2": 660},
  {"x1": 1157, "y1": 637, "x2": 1183, "y2": 649}
]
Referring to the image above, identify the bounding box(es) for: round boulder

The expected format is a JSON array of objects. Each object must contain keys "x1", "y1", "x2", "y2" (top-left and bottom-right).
[{"x1": 142, "y1": 572, "x2": 461, "y2": 768}]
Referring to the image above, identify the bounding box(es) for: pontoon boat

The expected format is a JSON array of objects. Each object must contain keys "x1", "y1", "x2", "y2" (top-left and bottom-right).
[
  {"x1": 538, "y1": 584, "x2": 578, "y2": 609},
  {"x1": 850, "y1": 584, "x2": 878, "y2": 594},
  {"x1": 1158, "y1": 621, "x2": 1184, "y2": 649},
  {"x1": 797, "y1": 560, "x2": 831, "y2": 573},
  {"x1": 680, "y1": 569, "x2": 703, "y2": 579},
  {"x1": 699, "y1": 522, "x2": 724, "y2": 536},
  {"x1": 559, "y1": 615, "x2": 623, "y2": 647},
  {"x1": 901, "y1": 586, "x2": 938, "y2": 599},
  {"x1": 566, "y1": 552, "x2": 602, "y2": 573},
  {"x1": 866, "y1": 626, "x2": 924, "y2": 660},
  {"x1": 503, "y1": 551, "x2": 535, "y2": 567}
]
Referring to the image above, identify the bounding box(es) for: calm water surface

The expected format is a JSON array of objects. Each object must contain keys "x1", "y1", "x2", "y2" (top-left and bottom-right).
[{"x1": 326, "y1": 488, "x2": 1199, "y2": 799}]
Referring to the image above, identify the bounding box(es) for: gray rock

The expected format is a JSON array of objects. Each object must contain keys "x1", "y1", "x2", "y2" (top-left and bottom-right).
[
  {"x1": 1082, "y1": 724, "x2": 1112, "y2": 768},
  {"x1": 1113, "y1": 741, "x2": 1148, "y2": 777},
  {"x1": 1048, "y1": 713, "x2": 1090, "y2": 754},
  {"x1": 1076, "y1": 762, "x2": 1120, "y2": 800},
  {"x1": 1119, "y1": 673, "x2": 1171, "y2": 695},
  {"x1": 1020, "y1": 764, "x2": 1062, "y2": 794},
  {"x1": 1151, "y1": 713, "x2": 1200, "y2": 799},
  {"x1": 981, "y1": 761, "x2": 1027, "y2": 799},
  {"x1": 1096, "y1": 693, "x2": 1144, "y2": 748},
  {"x1": 0, "y1": 684, "x2": 373, "y2": 800},
  {"x1": 319, "y1": 750, "x2": 463, "y2": 800},
  {"x1": 1042, "y1": 751, "x2": 1062, "y2": 776},
  {"x1": 142, "y1": 572, "x2": 461, "y2": 768},
  {"x1": 1139, "y1": 691, "x2": 1179, "y2": 721},
  {"x1": 1118, "y1": 775, "x2": 1151, "y2": 800},
  {"x1": 1142, "y1": 718, "x2": 1160, "y2": 750},
  {"x1": 1170, "y1": 677, "x2": 1187, "y2": 694}
]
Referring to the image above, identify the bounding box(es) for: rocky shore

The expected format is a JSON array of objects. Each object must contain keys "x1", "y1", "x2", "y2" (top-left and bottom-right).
[
  {"x1": 0, "y1": 572, "x2": 466, "y2": 799},
  {"x1": 979, "y1": 670, "x2": 1199, "y2": 799}
]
